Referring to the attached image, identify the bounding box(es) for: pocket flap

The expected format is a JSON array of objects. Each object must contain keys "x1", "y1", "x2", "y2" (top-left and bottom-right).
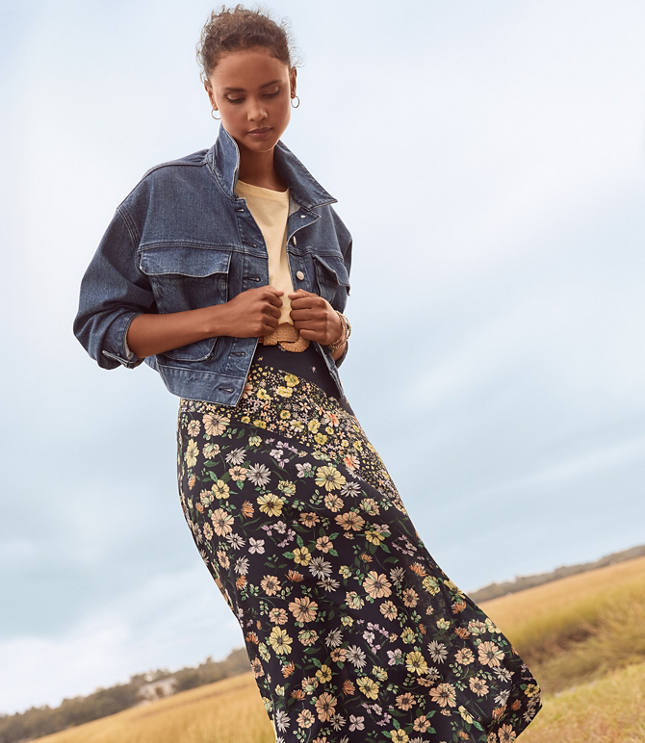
[
  {"x1": 139, "y1": 247, "x2": 232, "y2": 277},
  {"x1": 313, "y1": 253, "x2": 350, "y2": 287}
]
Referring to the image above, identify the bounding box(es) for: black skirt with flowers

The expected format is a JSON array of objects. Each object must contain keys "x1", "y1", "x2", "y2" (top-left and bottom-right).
[{"x1": 176, "y1": 341, "x2": 543, "y2": 743}]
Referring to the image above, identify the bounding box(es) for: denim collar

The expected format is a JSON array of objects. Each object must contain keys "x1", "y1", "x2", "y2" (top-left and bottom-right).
[{"x1": 205, "y1": 123, "x2": 337, "y2": 211}]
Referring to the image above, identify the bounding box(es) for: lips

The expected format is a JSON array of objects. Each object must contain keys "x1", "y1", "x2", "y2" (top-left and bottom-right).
[{"x1": 249, "y1": 127, "x2": 271, "y2": 134}]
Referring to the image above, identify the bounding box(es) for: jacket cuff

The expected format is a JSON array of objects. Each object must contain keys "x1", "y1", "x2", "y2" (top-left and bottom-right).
[{"x1": 101, "y1": 311, "x2": 144, "y2": 370}]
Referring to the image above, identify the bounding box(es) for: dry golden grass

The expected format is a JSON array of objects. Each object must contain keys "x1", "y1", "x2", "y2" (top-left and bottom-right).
[
  {"x1": 34, "y1": 673, "x2": 273, "y2": 743},
  {"x1": 517, "y1": 660, "x2": 645, "y2": 743},
  {"x1": 33, "y1": 555, "x2": 645, "y2": 743},
  {"x1": 477, "y1": 554, "x2": 645, "y2": 694}
]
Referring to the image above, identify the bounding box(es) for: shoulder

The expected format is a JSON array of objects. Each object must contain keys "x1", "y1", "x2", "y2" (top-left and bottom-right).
[
  {"x1": 117, "y1": 147, "x2": 211, "y2": 215},
  {"x1": 140, "y1": 147, "x2": 210, "y2": 180}
]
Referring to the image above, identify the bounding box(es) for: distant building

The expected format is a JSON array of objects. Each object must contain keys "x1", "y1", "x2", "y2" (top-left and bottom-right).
[{"x1": 137, "y1": 676, "x2": 178, "y2": 702}]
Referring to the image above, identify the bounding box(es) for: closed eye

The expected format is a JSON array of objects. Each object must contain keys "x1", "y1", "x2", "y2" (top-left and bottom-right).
[{"x1": 226, "y1": 90, "x2": 280, "y2": 104}]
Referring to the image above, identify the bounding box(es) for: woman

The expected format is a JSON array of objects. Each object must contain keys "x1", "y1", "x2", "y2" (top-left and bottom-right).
[{"x1": 73, "y1": 5, "x2": 543, "y2": 742}]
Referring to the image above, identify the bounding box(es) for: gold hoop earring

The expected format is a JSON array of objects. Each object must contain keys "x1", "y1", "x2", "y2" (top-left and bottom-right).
[
  {"x1": 211, "y1": 109, "x2": 221, "y2": 120},
  {"x1": 291, "y1": 95, "x2": 300, "y2": 109}
]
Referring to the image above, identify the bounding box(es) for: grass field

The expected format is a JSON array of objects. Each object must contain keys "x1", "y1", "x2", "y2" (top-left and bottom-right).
[{"x1": 34, "y1": 555, "x2": 645, "y2": 743}]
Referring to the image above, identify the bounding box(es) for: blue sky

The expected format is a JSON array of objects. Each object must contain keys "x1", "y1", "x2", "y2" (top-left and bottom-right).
[{"x1": 2, "y1": 0, "x2": 644, "y2": 716}]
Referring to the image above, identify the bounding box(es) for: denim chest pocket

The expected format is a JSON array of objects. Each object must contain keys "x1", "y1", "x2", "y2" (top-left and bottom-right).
[
  {"x1": 312, "y1": 253, "x2": 351, "y2": 305},
  {"x1": 138, "y1": 245, "x2": 231, "y2": 361}
]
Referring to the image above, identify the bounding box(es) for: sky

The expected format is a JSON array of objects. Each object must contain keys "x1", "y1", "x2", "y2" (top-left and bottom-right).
[{"x1": 2, "y1": 0, "x2": 645, "y2": 717}]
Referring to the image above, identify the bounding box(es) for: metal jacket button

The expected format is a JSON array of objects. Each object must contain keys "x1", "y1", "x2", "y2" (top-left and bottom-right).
[{"x1": 296, "y1": 270, "x2": 305, "y2": 280}]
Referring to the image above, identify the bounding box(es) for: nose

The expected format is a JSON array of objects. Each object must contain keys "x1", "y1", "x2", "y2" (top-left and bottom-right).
[{"x1": 247, "y1": 98, "x2": 268, "y2": 122}]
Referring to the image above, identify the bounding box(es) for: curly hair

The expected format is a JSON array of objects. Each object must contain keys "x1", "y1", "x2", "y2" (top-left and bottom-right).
[{"x1": 196, "y1": 3, "x2": 301, "y2": 86}]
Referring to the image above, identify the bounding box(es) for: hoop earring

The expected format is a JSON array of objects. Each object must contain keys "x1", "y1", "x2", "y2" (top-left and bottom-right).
[
  {"x1": 291, "y1": 95, "x2": 300, "y2": 109},
  {"x1": 211, "y1": 109, "x2": 221, "y2": 120}
]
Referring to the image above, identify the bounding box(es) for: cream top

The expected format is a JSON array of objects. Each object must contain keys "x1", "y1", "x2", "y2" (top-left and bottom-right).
[
  {"x1": 124, "y1": 178, "x2": 295, "y2": 359},
  {"x1": 234, "y1": 178, "x2": 295, "y2": 326}
]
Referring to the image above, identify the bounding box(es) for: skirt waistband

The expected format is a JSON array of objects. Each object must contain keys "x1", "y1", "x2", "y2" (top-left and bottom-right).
[{"x1": 252, "y1": 341, "x2": 342, "y2": 404}]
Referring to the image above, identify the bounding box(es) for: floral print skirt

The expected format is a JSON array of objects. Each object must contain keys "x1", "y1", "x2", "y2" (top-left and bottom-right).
[{"x1": 176, "y1": 346, "x2": 543, "y2": 743}]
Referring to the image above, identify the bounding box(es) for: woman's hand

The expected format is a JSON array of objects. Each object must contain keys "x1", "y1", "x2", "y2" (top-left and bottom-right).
[
  {"x1": 219, "y1": 285, "x2": 284, "y2": 337},
  {"x1": 288, "y1": 289, "x2": 344, "y2": 345}
]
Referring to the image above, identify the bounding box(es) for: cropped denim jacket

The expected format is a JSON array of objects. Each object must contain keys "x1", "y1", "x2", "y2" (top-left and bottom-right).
[{"x1": 73, "y1": 123, "x2": 352, "y2": 408}]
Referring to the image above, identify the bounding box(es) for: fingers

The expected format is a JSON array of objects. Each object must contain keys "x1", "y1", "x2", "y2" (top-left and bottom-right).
[
  {"x1": 288, "y1": 291, "x2": 326, "y2": 310},
  {"x1": 263, "y1": 286, "x2": 284, "y2": 307}
]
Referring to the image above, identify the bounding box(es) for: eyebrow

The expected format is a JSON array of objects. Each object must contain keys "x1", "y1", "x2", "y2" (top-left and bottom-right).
[{"x1": 223, "y1": 79, "x2": 282, "y2": 93}]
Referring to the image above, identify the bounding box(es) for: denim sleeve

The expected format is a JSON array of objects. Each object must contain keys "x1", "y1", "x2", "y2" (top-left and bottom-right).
[
  {"x1": 333, "y1": 232, "x2": 352, "y2": 369},
  {"x1": 73, "y1": 205, "x2": 156, "y2": 370}
]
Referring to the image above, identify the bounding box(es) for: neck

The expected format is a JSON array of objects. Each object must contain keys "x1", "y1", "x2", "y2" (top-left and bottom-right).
[{"x1": 237, "y1": 146, "x2": 282, "y2": 187}]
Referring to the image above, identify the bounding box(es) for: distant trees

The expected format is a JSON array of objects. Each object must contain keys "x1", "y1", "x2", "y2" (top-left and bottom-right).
[{"x1": 0, "y1": 647, "x2": 251, "y2": 743}]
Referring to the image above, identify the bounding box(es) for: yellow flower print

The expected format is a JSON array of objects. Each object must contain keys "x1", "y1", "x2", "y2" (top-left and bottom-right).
[
  {"x1": 258, "y1": 642, "x2": 270, "y2": 662},
  {"x1": 458, "y1": 704, "x2": 474, "y2": 724},
  {"x1": 365, "y1": 528, "x2": 385, "y2": 545},
  {"x1": 268, "y1": 626, "x2": 292, "y2": 655},
  {"x1": 212, "y1": 479, "x2": 230, "y2": 500},
  {"x1": 276, "y1": 385, "x2": 293, "y2": 398},
  {"x1": 253, "y1": 419, "x2": 267, "y2": 428},
  {"x1": 315, "y1": 663, "x2": 332, "y2": 683},
  {"x1": 290, "y1": 419, "x2": 305, "y2": 431},
  {"x1": 362, "y1": 570, "x2": 392, "y2": 599},
  {"x1": 338, "y1": 565, "x2": 352, "y2": 579},
  {"x1": 241, "y1": 415, "x2": 251, "y2": 424},
  {"x1": 184, "y1": 439, "x2": 199, "y2": 468},
  {"x1": 203, "y1": 442, "x2": 220, "y2": 459},
  {"x1": 422, "y1": 575, "x2": 441, "y2": 595},
  {"x1": 352, "y1": 439, "x2": 363, "y2": 451},
  {"x1": 248, "y1": 434, "x2": 261, "y2": 446},
  {"x1": 405, "y1": 650, "x2": 429, "y2": 675},
  {"x1": 315, "y1": 464, "x2": 346, "y2": 491},
  {"x1": 293, "y1": 546, "x2": 312, "y2": 565},
  {"x1": 400, "y1": 627, "x2": 416, "y2": 644},
  {"x1": 436, "y1": 617, "x2": 451, "y2": 631},
  {"x1": 314, "y1": 432, "x2": 328, "y2": 445},
  {"x1": 277, "y1": 480, "x2": 296, "y2": 496},
  {"x1": 372, "y1": 665, "x2": 388, "y2": 681},
  {"x1": 257, "y1": 493, "x2": 284, "y2": 517},
  {"x1": 356, "y1": 675, "x2": 379, "y2": 699},
  {"x1": 275, "y1": 684, "x2": 285, "y2": 697},
  {"x1": 257, "y1": 387, "x2": 271, "y2": 401},
  {"x1": 524, "y1": 683, "x2": 541, "y2": 699},
  {"x1": 284, "y1": 373, "x2": 299, "y2": 387},
  {"x1": 340, "y1": 615, "x2": 354, "y2": 627},
  {"x1": 390, "y1": 730, "x2": 409, "y2": 743},
  {"x1": 345, "y1": 591, "x2": 365, "y2": 610},
  {"x1": 307, "y1": 419, "x2": 321, "y2": 433},
  {"x1": 279, "y1": 409, "x2": 290, "y2": 419}
]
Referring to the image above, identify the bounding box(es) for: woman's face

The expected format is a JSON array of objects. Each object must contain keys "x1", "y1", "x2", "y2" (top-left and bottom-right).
[{"x1": 205, "y1": 46, "x2": 297, "y2": 156}]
